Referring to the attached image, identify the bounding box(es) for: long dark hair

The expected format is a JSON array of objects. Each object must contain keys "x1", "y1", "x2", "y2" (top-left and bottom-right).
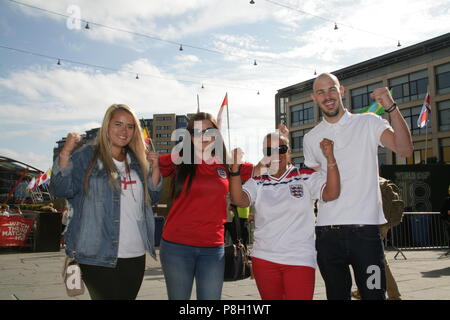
[{"x1": 171, "y1": 112, "x2": 227, "y2": 199}]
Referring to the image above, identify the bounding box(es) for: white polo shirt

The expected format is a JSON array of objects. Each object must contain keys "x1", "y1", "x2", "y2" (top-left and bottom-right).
[
  {"x1": 243, "y1": 165, "x2": 325, "y2": 267},
  {"x1": 113, "y1": 157, "x2": 146, "y2": 258},
  {"x1": 303, "y1": 110, "x2": 391, "y2": 226}
]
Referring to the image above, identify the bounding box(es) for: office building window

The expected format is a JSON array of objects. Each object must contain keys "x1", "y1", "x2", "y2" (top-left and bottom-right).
[
  {"x1": 439, "y1": 138, "x2": 450, "y2": 163},
  {"x1": 401, "y1": 106, "x2": 431, "y2": 136},
  {"x1": 350, "y1": 82, "x2": 383, "y2": 112},
  {"x1": 291, "y1": 129, "x2": 310, "y2": 153},
  {"x1": 436, "y1": 63, "x2": 450, "y2": 95},
  {"x1": 155, "y1": 116, "x2": 172, "y2": 121},
  {"x1": 438, "y1": 99, "x2": 450, "y2": 131},
  {"x1": 290, "y1": 101, "x2": 314, "y2": 127},
  {"x1": 389, "y1": 70, "x2": 428, "y2": 103},
  {"x1": 156, "y1": 125, "x2": 171, "y2": 130},
  {"x1": 292, "y1": 157, "x2": 304, "y2": 168},
  {"x1": 156, "y1": 133, "x2": 170, "y2": 138}
]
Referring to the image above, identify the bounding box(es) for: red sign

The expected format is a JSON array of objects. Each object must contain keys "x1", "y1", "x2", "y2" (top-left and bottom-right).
[{"x1": 0, "y1": 216, "x2": 34, "y2": 247}]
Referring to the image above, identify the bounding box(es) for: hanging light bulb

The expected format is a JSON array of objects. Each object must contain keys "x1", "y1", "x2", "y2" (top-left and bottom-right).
[
  {"x1": 250, "y1": 0, "x2": 255, "y2": 4},
  {"x1": 57, "y1": 59, "x2": 61, "y2": 65},
  {"x1": 314, "y1": 70, "x2": 317, "y2": 76},
  {"x1": 397, "y1": 40, "x2": 401, "y2": 47},
  {"x1": 179, "y1": 44, "x2": 183, "y2": 51},
  {"x1": 85, "y1": 22, "x2": 90, "y2": 29},
  {"x1": 257, "y1": 90, "x2": 260, "y2": 95},
  {"x1": 201, "y1": 83, "x2": 204, "y2": 89},
  {"x1": 334, "y1": 23, "x2": 338, "y2": 30},
  {"x1": 253, "y1": 59, "x2": 257, "y2": 66},
  {"x1": 136, "y1": 74, "x2": 139, "y2": 79}
]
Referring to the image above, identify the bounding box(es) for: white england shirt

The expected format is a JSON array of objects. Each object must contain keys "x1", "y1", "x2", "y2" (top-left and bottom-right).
[
  {"x1": 303, "y1": 110, "x2": 391, "y2": 226},
  {"x1": 243, "y1": 165, "x2": 325, "y2": 267},
  {"x1": 113, "y1": 157, "x2": 146, "y2": 258}
]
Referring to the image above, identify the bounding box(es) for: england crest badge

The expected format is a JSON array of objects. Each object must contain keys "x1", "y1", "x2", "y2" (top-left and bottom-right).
[
  {"x1": 289, "y1": 184, "x2": 304, "y2": 198},
  {"x1": 217, "y1": 168, "x2": 227, "y2": 179}
]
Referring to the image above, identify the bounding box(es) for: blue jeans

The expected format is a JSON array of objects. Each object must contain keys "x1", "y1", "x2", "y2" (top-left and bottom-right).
[
  {"x1": 315, "y1": 225, "x2": 386, "y2": 300},
  {"x1": 160, "y1": 239, "x2": 225, "y2": 300}
]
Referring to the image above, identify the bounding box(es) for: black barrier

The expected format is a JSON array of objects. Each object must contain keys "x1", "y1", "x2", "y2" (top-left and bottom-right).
[{"x1": 387, "y1": 212, "x2": 449, "y2": 250}]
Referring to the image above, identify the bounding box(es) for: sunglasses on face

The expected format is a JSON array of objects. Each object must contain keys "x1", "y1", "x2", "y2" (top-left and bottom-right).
[
  {"x1": 264, "y1": 145, "x2": 289, "y2": 157},
  {"x1": 192, "y1": 127, "x2": 215, "y2": 136}
]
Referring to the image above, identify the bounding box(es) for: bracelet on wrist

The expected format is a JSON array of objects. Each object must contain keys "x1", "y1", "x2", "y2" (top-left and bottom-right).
[
  {"x1": 229, "y1": 166, "x2": 241, "y2": 176},
  {"x1": 327, "y1": 162, "x2": 337, "y2": 168},
  {"x1": 386, "y1": 103, "x2": 398, "y2": 113}
]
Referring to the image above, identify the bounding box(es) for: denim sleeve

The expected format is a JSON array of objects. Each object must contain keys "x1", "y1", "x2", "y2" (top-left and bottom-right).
[
  {"x1": 147, "y1": 173, "x2": 163, "y2": 206},
  {"x1": 49, "y1": 149, "x2": 86, "y2": 199}
]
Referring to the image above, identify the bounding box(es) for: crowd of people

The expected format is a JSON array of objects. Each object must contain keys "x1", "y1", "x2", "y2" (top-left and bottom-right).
[{"x1": 47, "y1": 72, "x2": 421, "y2": 300}]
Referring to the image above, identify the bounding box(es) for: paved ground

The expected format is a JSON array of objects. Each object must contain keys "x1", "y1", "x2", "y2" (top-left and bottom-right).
[{"x1": 0, "y1": 247, "x2": 449, "y2": 300}]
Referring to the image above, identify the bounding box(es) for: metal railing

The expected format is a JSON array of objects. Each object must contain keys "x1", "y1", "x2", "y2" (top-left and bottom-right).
[{"x1": 386, "y1": 212, "x2": 450, "y2": 259}]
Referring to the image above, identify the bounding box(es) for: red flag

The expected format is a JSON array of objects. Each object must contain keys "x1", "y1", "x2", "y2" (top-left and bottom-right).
[
  {"x1": 217, "y1": 93, "x2": 228, "y2": 129},
  {"x1": 417, "y1": 92, "x2": 431, "y2": 128}
]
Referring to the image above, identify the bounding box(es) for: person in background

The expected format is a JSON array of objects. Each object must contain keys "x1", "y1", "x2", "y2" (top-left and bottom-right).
[
  {"x1": 11, "y1": 205, "x2": 23, "y2": 215},
  {"x1": 0, "y1": 204, "x2": 10, "y2": 216},
  {"x1": 49, "y1": 104, "x2": 162, "y2": 300}
]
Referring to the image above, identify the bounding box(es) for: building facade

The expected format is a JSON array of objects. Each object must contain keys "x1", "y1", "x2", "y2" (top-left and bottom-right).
[{"x1": 275, "y1": 32, "x2": 450, "y2": 167}]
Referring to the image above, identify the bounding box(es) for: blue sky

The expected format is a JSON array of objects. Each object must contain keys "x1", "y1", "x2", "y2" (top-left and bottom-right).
[{"x1": 1, "y1": 0, "x2": 450, "y2": 170}]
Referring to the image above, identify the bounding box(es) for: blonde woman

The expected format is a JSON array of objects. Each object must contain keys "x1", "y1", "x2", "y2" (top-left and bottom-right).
[{"x1": 49, "y1": 104, "x2": 162, "y2": 300}]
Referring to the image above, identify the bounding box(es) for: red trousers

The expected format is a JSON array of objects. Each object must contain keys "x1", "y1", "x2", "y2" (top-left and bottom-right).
[{"x1": 252, "y1": 257, "x2": 315, "y2": 300}]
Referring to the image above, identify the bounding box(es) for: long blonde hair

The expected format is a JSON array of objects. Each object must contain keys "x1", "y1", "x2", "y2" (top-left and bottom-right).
[{"x1": 84, "y1": 104, "x2": 151, "y2": 204}]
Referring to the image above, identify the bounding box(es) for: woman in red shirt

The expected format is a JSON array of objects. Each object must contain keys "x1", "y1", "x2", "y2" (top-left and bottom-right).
[{"x1": 158, "y1": 112, "x2": 252, "y2": 300}]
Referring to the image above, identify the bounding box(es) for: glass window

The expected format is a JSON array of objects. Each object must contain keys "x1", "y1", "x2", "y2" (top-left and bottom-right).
[
  {"x1": 290, "y1": 101, "x2": 314, "y2": 127},
  {"x1": 438, "y1": 99, "x2": 450, "y2": 131},
  {"x1": 440, "y1": 138, "x2": 450, "y2": 163},
  {"x1": 378, "y1": 147, "x2": 387, "y2": 165},
  {"x1": 292, "y1": 157, "x2": 304, "y2": 168},
  {"x1": 350, "y1": 82, "x2": 382, "y2": 112},
  {"x1": 389, "y1": 71, "x2": 428, "y2": 103},
  {"x1": 400, "y1": 106, "x2": 431, "y2": 136},
  {"x1": 436, "y1": 63, "x2": 450, "y2": 95},
  {"x1": 291, "y1": 129, "x2": 310, "y2": 153}
]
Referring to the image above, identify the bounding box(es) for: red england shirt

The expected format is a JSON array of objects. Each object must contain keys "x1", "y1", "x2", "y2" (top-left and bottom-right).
[{"x1": 159, "y1": 153, "x2": 253, "y2": 247}]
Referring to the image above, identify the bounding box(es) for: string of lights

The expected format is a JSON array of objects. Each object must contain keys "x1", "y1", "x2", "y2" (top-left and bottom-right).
[
  {"x1": 253, "y1": 0, "x2": 402, "y2": 46},
  {"x1": 5, "y1": 0, "x2": 316, "y2": 71},
  {"x1": 0, "y1": 44, "x2": 262, "y2": 93}
]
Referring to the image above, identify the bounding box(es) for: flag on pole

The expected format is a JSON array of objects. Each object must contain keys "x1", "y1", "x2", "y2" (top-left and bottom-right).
[
  {"x1": 26, "y1": 177, "x2": 36, "y2": 190},
  {"x1": 217, "y1": 93, "x2": 228, "y2": 129},
  {"x1": 417, "y1": 92, "x2": 431, "y2": 128}
]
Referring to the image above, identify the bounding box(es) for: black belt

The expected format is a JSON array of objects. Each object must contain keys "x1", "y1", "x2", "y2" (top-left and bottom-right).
[{"x1": 316, "y1": 224, "x2": 369, "y2": 230}]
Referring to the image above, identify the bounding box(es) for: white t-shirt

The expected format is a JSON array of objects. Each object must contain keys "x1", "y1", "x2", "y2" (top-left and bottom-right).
[
  {"x1": 113, "y1": 157, "x2": 146, "y2": 258},
  {"x1": 243, "y1": 165, "x2": 325, "y2": 267},
  {"x1": 303, "y1": 110, "x2": 391, "y2": 226}
]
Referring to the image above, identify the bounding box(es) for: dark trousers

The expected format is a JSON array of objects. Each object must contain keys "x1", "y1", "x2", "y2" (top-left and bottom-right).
[
  {"x1": 315, "y1": 225, "x2": 386, "y2": 300},
  {"x1": 79, "y1": 255, "x2": 145, "y2": 300}
]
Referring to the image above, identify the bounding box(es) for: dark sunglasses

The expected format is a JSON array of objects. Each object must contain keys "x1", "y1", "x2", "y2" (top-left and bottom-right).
[{"x1": 264, "y1": 145, "x2": 289, "y2": 157}]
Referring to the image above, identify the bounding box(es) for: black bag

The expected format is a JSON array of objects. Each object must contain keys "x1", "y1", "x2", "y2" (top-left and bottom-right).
[{"x1": 224, "y1": 206, "x2": 251, "y2": 281}]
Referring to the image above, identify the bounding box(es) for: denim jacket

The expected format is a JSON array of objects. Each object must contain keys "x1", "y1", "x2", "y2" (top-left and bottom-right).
[{"x1": 49, "y1": 144, "x2": 162, "y2": 268}]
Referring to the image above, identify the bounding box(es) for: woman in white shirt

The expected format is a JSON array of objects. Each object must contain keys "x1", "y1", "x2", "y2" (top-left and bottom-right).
[{"x1": 229, "y1": 132, "x2": 340, "y2": 300}]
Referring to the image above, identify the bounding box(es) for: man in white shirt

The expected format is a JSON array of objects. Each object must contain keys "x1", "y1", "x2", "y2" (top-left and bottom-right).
[{"x1": 304, "y1": 73, "x2": 413, "y2": 300}]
